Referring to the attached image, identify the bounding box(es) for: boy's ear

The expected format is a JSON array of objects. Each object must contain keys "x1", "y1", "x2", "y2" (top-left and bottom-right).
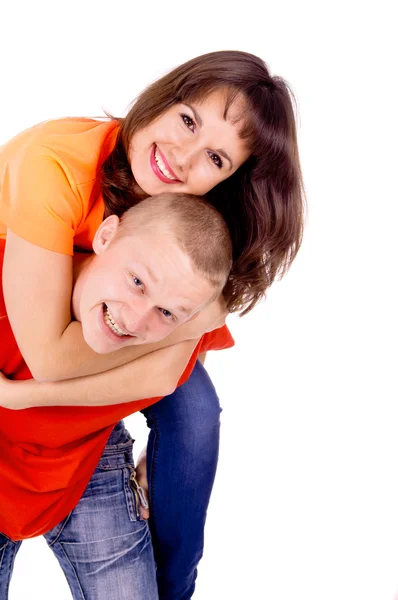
[{"x1": 92, "y1": 215, "x2": 120, "y2": 255}]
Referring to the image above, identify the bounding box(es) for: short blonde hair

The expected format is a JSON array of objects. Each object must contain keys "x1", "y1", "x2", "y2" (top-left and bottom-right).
[{"x1": 118, "y1": 193, "x2": 232, "y2": 293}]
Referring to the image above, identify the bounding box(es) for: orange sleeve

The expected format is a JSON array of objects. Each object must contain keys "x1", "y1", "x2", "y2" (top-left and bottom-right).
[{"x1": 0, "y1": 144, "x2": 83, "y2": 255}]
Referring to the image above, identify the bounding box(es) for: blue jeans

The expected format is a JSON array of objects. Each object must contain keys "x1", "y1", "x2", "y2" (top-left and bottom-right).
[
  {"x1": 0, "y1": 361, "x2": 220, "y2": 599},
  {"x1": 142, "y1": 360, "x2": 221, "y2": 599},
  {"x1": 0, "y1": 421, "x2": 158, "y2": 600}
]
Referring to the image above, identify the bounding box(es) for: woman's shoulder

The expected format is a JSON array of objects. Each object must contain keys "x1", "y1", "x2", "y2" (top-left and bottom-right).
[
  {"x1": 4, "y1": 116, "x2": 117, "y2": 138},
  {"x1": 0, "y1": 118, "x2": 120, "y2": 254},
  {"x1": 1, "y1": 117, "x2": 120, "y2": 184},
  {"x1": 29, "y1": 116, "x2": 118, "y2": 143}
]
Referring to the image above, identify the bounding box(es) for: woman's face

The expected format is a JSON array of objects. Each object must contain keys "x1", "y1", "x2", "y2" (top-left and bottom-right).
[{"x1": 129, "y1": 89, "x2": 251, "y2": 196}]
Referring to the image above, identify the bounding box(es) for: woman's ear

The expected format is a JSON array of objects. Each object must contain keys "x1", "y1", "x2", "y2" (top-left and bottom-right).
[{"x1": 92, "y1": 215, "x2": 120, "y2": 255}]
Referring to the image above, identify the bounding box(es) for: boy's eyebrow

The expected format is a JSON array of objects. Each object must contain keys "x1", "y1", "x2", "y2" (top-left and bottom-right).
[
  {"x1": 132, "y1": 264, "x2": 190, "y2": 316},
  {"x1": 184, "y1": 103, "x2": 233, "y2": 170},
  {"x1": 135, "y1": 264, "x2": 158, "y2": 285},
  {"x1": 146, "y1": 266, "x2": 159, "y2": 284}
]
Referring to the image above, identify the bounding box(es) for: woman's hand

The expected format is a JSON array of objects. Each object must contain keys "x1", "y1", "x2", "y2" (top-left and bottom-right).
[
  {"x1": 169, "y1": 296, "x2": 228, "y2": 344},
  {"x1": 0, "y1": 340, "x2": 199, "y2": 410},
  {"x1": 0, "y1": 372, "x2": 32, "y2": 410}
]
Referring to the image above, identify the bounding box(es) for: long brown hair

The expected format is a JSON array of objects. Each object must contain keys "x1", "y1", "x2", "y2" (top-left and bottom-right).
[{"x1": 101, "y1": 50, "x2": 305, "y2": 315}]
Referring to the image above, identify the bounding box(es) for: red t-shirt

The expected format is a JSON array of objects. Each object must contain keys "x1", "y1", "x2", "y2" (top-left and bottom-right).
[{"x1": 0, "y1": 119, "x2": 234, "y2": 540}]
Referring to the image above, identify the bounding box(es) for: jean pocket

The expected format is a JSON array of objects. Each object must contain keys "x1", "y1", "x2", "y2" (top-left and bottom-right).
[{"x1": 88, "y1": 438, "x2": 144, "y2": 523}]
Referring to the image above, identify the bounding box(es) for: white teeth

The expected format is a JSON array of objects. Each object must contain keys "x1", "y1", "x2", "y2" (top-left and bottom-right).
[
  {"x1": 155, "y1": 148, "x2": 177, "y2": 180},
  {"x1": 104, "y1": 306, "x2": 128, "y2": 337}
]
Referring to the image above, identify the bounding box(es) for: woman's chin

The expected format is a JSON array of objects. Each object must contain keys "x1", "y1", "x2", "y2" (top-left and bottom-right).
[{"x1": 132, "y1": 179, "x2": 152, "y2": 199}]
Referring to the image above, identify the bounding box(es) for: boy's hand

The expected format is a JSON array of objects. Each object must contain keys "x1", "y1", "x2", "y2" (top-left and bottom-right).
[{"x1": 135, "y1": 446, "x2": 150, "y2": 519}]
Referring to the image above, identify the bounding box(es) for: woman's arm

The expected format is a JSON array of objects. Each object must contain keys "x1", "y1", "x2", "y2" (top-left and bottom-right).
[
  {"x1": 0, "y1": 339, "x2": 198, "y2": 410},
  {"x1": 3, "y1": 232, "x2": 225, "y2": 382}
]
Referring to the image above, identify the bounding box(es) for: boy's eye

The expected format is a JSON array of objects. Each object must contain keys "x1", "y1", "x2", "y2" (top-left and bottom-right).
[
  {"x1": 181, "y1": 113, "x2": 195, "y2": 132},
  {"x1": 133, "y1": 276, "x2": 143, "y2": 288},
  {"x1": 159, "y1": 308, "x2": 173, "y2": 320},
  {"x1": 208, "y1": 151, "x2": 223, "y2": 169}
]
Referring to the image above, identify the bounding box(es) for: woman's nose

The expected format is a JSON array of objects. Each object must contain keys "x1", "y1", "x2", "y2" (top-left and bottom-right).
[{"x1": 171, "y1": 144, "x2": 197, "y2": 171}]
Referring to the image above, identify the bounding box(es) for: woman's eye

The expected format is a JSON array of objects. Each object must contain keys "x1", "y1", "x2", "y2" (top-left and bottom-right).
[
  {"x1": 181, "y1": 113, "x2": 195, "y2": 132},
  {"x1": 159, "y1": 308, "x2": 173, "y2": 319},
  {"x1": 208, "y1": 152, "x2": 223, "y2": 169},
  {"x1": 133, "y1": 276, "x2": 143, "y2": 288}
]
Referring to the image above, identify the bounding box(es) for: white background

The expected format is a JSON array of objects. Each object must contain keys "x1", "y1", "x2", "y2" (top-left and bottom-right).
[{"x1": 1, "y1": 1, "x2": 397, "y2": 598}]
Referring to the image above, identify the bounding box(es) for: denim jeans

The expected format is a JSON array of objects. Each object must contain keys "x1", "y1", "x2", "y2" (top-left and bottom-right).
[
  {"x1": 0, "y1": 421, "x2": 158, "y2": 600},
  {"x1": 0, "y1": 361, "x2": 220, "y2": 600},
  {"x1": 142, "y1": 360, "x2": 221, "y2": 599}
]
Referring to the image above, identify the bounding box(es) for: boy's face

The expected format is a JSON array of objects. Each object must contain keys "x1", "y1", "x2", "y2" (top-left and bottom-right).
[{"x1": 74, "y1": 216, "x2": 215, "y2": 354}]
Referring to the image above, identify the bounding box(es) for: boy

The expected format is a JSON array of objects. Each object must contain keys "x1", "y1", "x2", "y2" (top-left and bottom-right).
[{"x1": 0, "y1": 193, "x2": 233, "y2": 592}]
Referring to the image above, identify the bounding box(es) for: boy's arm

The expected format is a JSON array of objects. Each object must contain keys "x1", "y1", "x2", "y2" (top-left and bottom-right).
[{"x1": 0, "y1": 340, "x2": 198, "y2": 410}]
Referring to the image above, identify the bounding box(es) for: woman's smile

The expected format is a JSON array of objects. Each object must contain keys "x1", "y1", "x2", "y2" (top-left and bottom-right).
[
  {"x1": 129, "y1": 90, "x2": 250, "y2": 197},
  {"x1": 150, "y1": 144, "x2": 182, "y2": 184}
]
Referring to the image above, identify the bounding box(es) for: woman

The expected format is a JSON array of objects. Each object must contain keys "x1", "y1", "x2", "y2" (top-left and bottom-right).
[{"x1": 0, "y1": 50, "x2": 304, "y2": 599}]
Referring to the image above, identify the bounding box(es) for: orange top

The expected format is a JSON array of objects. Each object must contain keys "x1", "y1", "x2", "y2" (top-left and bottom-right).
[{"x1": 0, "y1": 119, "x2": 234, "y2": 540}]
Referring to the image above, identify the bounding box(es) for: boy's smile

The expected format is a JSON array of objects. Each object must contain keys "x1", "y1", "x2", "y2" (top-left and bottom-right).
[{"x1": 72, "y1": 217, "x2": 215, "y2": 354}]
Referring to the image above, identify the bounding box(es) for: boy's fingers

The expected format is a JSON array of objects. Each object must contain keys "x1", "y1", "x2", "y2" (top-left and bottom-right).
[
  {"x1": 135, "y1": 446, "x2": 150, "y2": 519},
  {"x1": 141, "y1": 506, "x2": 150, "y2": 520},
  {"x1": 137, "y1": 485, "x2": 150, "y2": 519}
]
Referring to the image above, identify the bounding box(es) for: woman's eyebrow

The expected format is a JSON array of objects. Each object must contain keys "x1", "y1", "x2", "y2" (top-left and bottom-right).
[
  {"x1": 184, "y1": 104, "x2": 233, "y2": 170},
  {"x1": 217, "y1": 149, "x2": 233, "y2": 170},
  {"x1": 185, "y1": 103, "x2": 203, "y2": 127}
]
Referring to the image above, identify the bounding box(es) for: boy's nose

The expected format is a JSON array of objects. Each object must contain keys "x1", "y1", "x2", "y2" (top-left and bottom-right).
[{"x1": 123, "y1": 308, "x2": 150, "y2": 340}]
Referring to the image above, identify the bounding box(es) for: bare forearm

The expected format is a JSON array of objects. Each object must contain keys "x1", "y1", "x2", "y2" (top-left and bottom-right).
[
  {"x1": 4, "y1": 340, "x2": 198, "y2": 409},
  {"x1": 36, "y1": 321, "x2": 188, "y2": 381}
]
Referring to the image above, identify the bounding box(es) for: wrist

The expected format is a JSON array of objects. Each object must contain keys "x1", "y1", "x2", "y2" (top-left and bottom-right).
[
  {"x1": 20, "y1": 379, "x2": 57, "y2": 409},
  {"x1": 0, "y1": 378, "x2": 36, "y2": 410}
]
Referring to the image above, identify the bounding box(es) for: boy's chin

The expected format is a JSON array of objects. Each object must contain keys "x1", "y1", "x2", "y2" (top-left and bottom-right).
[{"x1": 86, "y1": 334, "x2": 144, "y2": 354}]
